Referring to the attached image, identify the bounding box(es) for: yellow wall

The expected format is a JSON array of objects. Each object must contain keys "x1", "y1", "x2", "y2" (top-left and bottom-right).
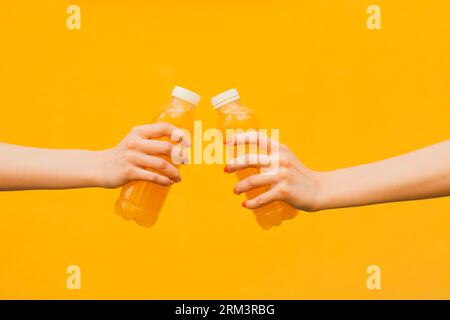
[{"x1": 0, "y1": 0, "x2": 449, "y2": 299}]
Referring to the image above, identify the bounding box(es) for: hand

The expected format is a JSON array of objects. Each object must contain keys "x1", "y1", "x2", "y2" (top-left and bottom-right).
[
  {"x1": 97, "y1": 122, "x2": 188, "y2": 188},
  {"x1": 225, "y1": 132, "x2": 326, "y2": 212}
]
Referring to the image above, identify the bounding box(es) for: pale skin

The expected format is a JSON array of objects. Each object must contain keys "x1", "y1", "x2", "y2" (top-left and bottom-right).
[
  {"x1": 0, "y1": 122, "x2": 188, "y2": 191},
  {"x1": 2, "y1": 125, "x2": 450, "y2": 212},
  {"x1": 225, "y1": 132, "x2": 450, "y2": 212}
]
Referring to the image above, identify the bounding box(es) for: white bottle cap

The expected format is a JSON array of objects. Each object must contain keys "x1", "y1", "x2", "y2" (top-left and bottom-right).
[
  {"x1": 211, "y1": 89, "x2": 240, "y2": 109},
  {"x1": 172, "y1": 86, "x2": 201, "y2": 106}
]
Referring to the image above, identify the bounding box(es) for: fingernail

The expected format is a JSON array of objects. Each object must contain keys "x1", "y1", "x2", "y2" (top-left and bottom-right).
[
  {"x1": 241, "y1": 201, "x2": 247, "y2": 208},
  {"x1": 223, "y1": 166, "x2": 229, "y2": 173}
]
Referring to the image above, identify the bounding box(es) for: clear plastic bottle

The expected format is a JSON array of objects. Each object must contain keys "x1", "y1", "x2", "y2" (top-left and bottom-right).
[
  {"x1": 212, "y1": 89, "x2": 297, "y2": 229},
  {"x1": 115, "y1": 86, "x2": 200, "y2": 227}
]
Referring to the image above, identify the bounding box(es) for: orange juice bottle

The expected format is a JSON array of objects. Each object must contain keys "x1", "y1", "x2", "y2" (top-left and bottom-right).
[
  {"x1": 212, "y1": 89, "x2": 297, "y2": 229},
  {"x1": 115, "y1": 86, "x2": 200, "y2": 227}
]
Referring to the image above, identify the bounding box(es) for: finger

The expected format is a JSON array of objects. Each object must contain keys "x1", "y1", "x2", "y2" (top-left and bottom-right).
[
  {"x1": 131, "y1": 167, "x2": 174, "y2": 186},
  {"x1": 226, "y1": 131, "x2": 280, "y2": 152},
  {"x1": 129, "y1": 152, "x2": 181, "y2": 182},
  {"x1": 244, "y1": 188, "x2": 282, "y2": 209},
  {"x1": 234, "y1": 174, "x2": 279, "y2": 195},
  {"x1": 171, "y1": 128, "x2": 191, "y2": 148},
  {"x1": 129, "y1": 138, "x2": 174, "y2": 157},
  {"x1": 225, "y1": 153, "x2": 272, "y2": 173},
  {"x1": 171, "y1": 144, "x2": 189, "y2": 165},
  {"x1": 134, "y1": 122, "x2": 177, "y2": 139}
]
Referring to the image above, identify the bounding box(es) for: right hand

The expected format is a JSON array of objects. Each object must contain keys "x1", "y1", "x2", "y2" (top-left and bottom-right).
[{"x1": 97, "y1": 122, "x2": 189, "y2": 188}]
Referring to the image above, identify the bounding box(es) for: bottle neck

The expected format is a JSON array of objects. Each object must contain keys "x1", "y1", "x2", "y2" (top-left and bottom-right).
[
  {"x1": 171, "y1": 97, "x2": 196, "y2": 111},
  {"x1": 215, "y1": 99, "x2": 241, "y2": 114}
]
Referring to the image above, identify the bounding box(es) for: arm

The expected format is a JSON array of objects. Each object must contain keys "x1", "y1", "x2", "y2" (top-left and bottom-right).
[
  {"x1": 0, "y1": 122, "x2": 186, "y2": 191},
  {"x1": 0, "y1": 144, "x2": 103, "y2": 190},
  {"x1": 321, "y1": 139, "x2": 450, "y2": 209},
  {"x1": 225, "y1": 133, "x2": 450, "y2": 211}
]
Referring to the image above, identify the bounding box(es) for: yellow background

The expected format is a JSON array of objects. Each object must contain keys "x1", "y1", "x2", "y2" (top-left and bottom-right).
[{"x1": 1, "y1": 0, "x2": 449, "y2": 299}]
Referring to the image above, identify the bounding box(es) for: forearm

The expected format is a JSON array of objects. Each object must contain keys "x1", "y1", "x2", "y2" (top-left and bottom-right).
[
  {"x1": 0, "y1": 143, "x2": 103, "y2": 190},
  {"x1": 319, "y1": 139, "x2": 450, "y2": 210}
]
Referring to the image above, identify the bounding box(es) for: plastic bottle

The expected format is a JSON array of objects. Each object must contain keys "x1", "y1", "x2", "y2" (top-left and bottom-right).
[
  {"x1": 115, "y1": 86, "x2": 200, "y2": 227},
  {"x1": 212, "y1": 89, "x2": 297, "y2": 229}
]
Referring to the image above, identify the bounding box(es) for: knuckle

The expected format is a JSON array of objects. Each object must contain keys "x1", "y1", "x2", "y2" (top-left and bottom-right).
[
  {"x1": 123, "y1": 165, "x2": 133, "y2": 178},
  {"x1": 246, "y1": 177, "x2": 256, "y2": 188},
  {"x1": 127, "y1": 138, "x2": 139, "y2": 150},
  {"x1": 254, "y1": 197, "x2": 264, "y2": 206},
  {"x1": 156, "y1": 158, "x2": 167, "y2": 169},
  {"x1": 279, "y1": 155, "x2": 290, "y2": 168},
  {"x1": 282, "y1": 159, "x2": 292, "y2": 168},
  {"x1": 273, "y1": 173, "x2": 284, "y2": 182},
  {"x1": 146, "y1": 173, "x2": 156, "y2": 182},
  {"x1": 278, "y1": 185, "x2": 290, "y2": 198},
  {"x1": 253, "y1": 196, "x2": 264, "y2": 206},
  {"x1": 124, "y1": 151, "x2": 135, "y2": 162},
  {"x1": 278, "y1": 167, "x2": 289, "y2": 179}
]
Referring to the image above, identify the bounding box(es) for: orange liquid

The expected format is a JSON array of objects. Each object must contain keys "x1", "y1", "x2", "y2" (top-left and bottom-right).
[
  {"x1": 217, "y1": 100, "x2": 297, "y2": 229},
  {"x1": 115, "y1": 97, "x2": 195, "y2": 227}
]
